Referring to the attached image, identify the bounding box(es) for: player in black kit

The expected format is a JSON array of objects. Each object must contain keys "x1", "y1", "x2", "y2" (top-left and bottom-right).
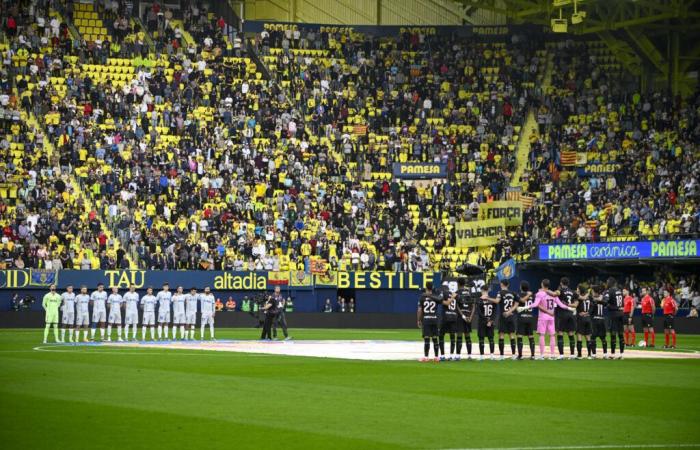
[
  {"x1": 548, "y1": 277, "x2": 578, "y2": 359},
  {"x1": 591, "y1": 285, "x2": 609, "y2": 359},
  {"x1": 605, "y1": 277, "x2": 625, "y2": 359},
  {"x1": 482, "y1": 279, "x2": 519, "y2": 360},
  {"x1": 455, "y1": 278, "x2": 476, "y2": 360},
  {"x1": 439, "y1": 287, "x2": 468, "y2": 361},
  {"x1": 477, "y1": 285, "x2": 497, "y2": 360},
  {"x1": 417, "y1": 282, "x2": 441, "y2": 362},
  {"x1": 515, "y1": 281, "x2": 535, "y2": 359},
  {"x1": 575, "y1": 285, "x2": 593, "y2": 359}
]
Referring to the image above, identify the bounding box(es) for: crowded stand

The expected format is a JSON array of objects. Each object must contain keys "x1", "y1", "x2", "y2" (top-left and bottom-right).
[{"x1": 0, "y1": 0, "x2": 698, "y2": 275}]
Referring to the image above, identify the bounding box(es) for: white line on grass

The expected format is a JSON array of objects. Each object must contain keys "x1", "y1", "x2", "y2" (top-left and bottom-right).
[
  {"x1": 31, "y1": 345, "x2": 231, "y2": 356},
  {"x1": 445, "y1": 444, "x2": 700, "y2": 450}
]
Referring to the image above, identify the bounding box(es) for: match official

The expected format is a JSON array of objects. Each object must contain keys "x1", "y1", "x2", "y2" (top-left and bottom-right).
[
  {"x1": 271, "y1": 286, "x2": 291, "y2": 340},
  {"x1": 261, "y1": 293, "x2": 278, "y2": 340}
]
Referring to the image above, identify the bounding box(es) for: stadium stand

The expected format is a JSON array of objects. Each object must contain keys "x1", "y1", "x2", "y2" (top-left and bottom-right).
[{"x1": 0, "y1": 0, "x2": 698, "y2": 273}]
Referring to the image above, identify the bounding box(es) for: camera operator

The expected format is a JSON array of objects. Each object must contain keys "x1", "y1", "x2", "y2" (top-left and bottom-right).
[
  {"x1": 271, "y1": 286, "x2": 291, "y2": 340},
  {"x1": 260, "y1": 292, "x2": 279, "y2": 340}
]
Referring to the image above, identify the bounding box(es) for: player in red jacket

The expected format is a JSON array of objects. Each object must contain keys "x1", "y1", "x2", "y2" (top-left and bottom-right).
[
  {"x1": 640, "y1": 288, "x2": 656, "y2": 347},
  {"x1": 623, "y1": 288, "x2": 636, "y2": 346},
  {"x1": 661, "y1": 290, "x2": 678, "y2": 349}
]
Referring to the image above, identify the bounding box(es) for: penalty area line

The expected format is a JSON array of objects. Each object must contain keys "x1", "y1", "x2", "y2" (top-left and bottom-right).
[{"x1": 444, "y1": 444, "x2": 700, "y2": 450}]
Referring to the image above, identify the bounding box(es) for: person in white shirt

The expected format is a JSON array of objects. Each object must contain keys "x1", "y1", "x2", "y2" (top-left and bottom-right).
[
  {"x1": 199, "y1": 287, "x2": 216, "y2": 340},
  {"x1": 123, "y1": 285, "x2": 140, "y2": 341},
  {"x1": 75, "y1": 286, "x2": 91, "y2": 342},
  {"x1": 107, "y1": 287, "x2": 124, "y2": 342},
  {"x1": 90, "y1": 283, "x2": 108, "y2": 341},
  {"x1": 156, "y1": 283, "x2": 172, "y2": 339},
  {"x1": 172, "y1": 286, "x2": 187, "y2": 340},
  {"x1": 140, "y1": 287, "x2": 158, "y2": 340},
  {"x1": 186, "y1": 288, "x2": 199, "y2": 340},
  {"x1": 60, "y1": 285, "x2": 76, "y2": 343}
]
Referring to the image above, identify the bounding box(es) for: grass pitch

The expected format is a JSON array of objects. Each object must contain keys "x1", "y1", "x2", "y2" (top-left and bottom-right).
[{"x1": 1, "y1": 329, "x2": 699, "y2": 450}]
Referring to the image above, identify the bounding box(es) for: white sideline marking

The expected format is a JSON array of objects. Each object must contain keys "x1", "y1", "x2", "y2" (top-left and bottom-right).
[{"x1": 444, "y1": 444, "x2": 700, "y2": 450}]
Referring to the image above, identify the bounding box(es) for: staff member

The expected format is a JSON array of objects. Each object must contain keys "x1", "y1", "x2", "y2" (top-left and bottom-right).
[
  {"x1": 260, "y1": 293, "x2": 279, "y2": 340},
  {"x1": 271, "y1": 286, "x2": 291, "y2": 340}
]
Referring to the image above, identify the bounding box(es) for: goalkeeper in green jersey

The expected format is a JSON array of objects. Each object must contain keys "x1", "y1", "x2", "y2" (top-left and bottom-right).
[{"x1": 42, "y1": 285, "x2": 63, "y2": 344}]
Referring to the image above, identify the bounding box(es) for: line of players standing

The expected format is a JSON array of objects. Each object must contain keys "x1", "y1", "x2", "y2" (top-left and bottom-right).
[
  {"x1": 417, "y1": 276, "x2": 679, "y2": 362},
  {"x1": 42, "y1": 282, "x2": 217, "y2": 343}
]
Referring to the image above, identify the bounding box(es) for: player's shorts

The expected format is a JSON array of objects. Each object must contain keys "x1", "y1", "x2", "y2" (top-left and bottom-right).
[
  {"x1": 609, "y1": 313, "x2": 624, "y2": 334},
  {"x1": 108, "y1": 309, "x2": 122, "y2": 324},
  {"x1": 158, "y1": 310, "x2": 171, "y2": 323},
  {"x1": 537, "y1": 318, "x2": 555, "y2": 335},
  {"x1": 576, "y1": 317, "x2": 592, "y2": 336},
  {"x1": 201, "y1": 312, "x2": 214, "y2": 326},
  {"x1": 61, "y1": 310, "x2": 75, "y2": 326},
  {"x1": 422, "y1": 319, "x2": 439, "y2": 337},
  {"x1": 186, "y1": 312, "x2": 197, "y2": 325},
  {"x1": 125, "y1": 311, "x2": 139, "y2": 325},
  {"x1": 663, "y1": 315, "x2": 674, "y2": 329},
  {"x1": 592, "y1": 319, "x2": 607, "y2": 338},
  {"x1": 440, "y1": 320, "x2": 457, "y2": 334},
  {"x1": 143, "y1": 311, "x2": 156, "y2": 325},
  {"x1": 459, "y1": 317, "x2": 472, "y2": 334},
  {"x1": 76, "y1": 311, "x2": 90, "y2": 327},
  {"x1": 517, "y1": 316, "x2": 535, "y2": 335},
  {"x1": 92, "y1": 308, "x2": 106, "y2": 323},
  {"x1": 45, "y1": 310, "x2": 59, "y2": 324},
  {"x1": 477, "y1": 319, "x2": 494, "y2": 339},
  {"x1": 557, "y1": 314, "x2": 576, "y2": 333},
  {"x1": 642, "y1": 313, "x2": 654, "y2": 328},
  {"x1": 625, "y1": 313, "x2": 634, "y2": 325},
  {"x1": 173, "y1": 312, "x2": 186, "y2": 324},
  {"x1": 498, "y1": 315, "x2": 516, "y2": 334}
]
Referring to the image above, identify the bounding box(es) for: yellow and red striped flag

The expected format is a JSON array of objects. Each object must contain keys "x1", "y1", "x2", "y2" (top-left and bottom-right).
[{"x1": 560, "y1": 151, "x2": 577, "y2": 167}]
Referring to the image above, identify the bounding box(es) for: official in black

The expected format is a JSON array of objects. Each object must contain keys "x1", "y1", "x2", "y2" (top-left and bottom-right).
[
  {"x1": 271, "y1": 286, "x2": 291, "y2": 340},
  {"x1": 261, "y1": 294, "x2": 278, "y2": 340}
]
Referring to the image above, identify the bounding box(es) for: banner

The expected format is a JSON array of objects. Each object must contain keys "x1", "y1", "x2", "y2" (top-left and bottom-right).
[
  {"x1": 560, "y1": 151, "x2": 577, "y2": 167},
  {"x1": 29, "y1": 269, "x2": 57, "y2": 287},
  {"x1": 478, "y1": 201, "x2": 523, "y2": 226},
  {"x1": 539, "y1": 240, "x2": 700, "y2": 261},
  {"x1": 0, "y1": 270, "x2": 441, "y2": 290},
  {"x1": 455, "y1": 219, "x2": 507, "y2": 247},
  {"x1": 309, "y1": 257, "x2": 328, "y2": 274},
  {"x1": 577, "y1": 163, "x2": 622, "y2": 175},
  {"x1": 496, "y1": 259, "x2": 516, "y2": 280},
  {"x1": 392, "y1": 162, "x2": 447, "y2": 179}
]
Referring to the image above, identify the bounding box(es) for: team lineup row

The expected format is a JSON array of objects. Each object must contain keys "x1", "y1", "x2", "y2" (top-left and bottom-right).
[
  {"x1": 41, "y1": 283, "x2": 217, "y2": 343},
  {"x1": 417, "y1": 277, "x2": 679, "y2": 362}
]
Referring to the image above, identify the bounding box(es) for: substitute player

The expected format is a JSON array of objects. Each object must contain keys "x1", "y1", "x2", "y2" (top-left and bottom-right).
[
  {"x1": 591, "y1": 286, "x2": 609, "y2": 359},
  {"x1": 605, "y1": 277, "x2": 625, "y2": 359},
  {"x1": 417, "y1": 282, "x2": 441, "y2": 361},
  {"x1": 199, "y1": 286, "x2": 216, "y2": 340},
  {"x1": 186, "y1": 288, "x2": 199, "y2": 340},
  {"x1": 157, "y1": 283, "x2": 172, "y2": 340},
  {"x1": 140, "y1": 287, "x2": 157, "y2": 340},
  {"x1": 575, "y1": 285, "x2": 593, "y2": 359},
  {"x1": 172, "y1": 286, "x2": 187, "y2": 340},
  {"x1": 661, "y1": 289, "x2": 678, "y2": 349},
  {"x1": 516, "y1": 281, "x2": 535, "y2": 359},
  {"x1": 60, "y1": 285, "x2": 76, "y2": 343},
  {"x1": 477, "y1": 285, "x2": 497, "y2": 360},
  {"x1": 123, "y1": 285, "x2": 140, "y2": 341},
  {"x1": 455, "y1": 278, "x2": 475, "y2": 360},
  {"x1": 42, "y1": 284, "x2": 62, "y2": 343},
  {"x1": 90, "y1": 283, "x2": 108, "y2": 341},
  {"x1": 75, "y1": 286, "x2": 91, "y2": 342},
  {"x1": 623, "y1": 288, "x2": 636, "y2": 346},
  {"x1": 640, "y1": 287, "x2": 656, "y2": 347},
  {"x1": 548, "y1": 278, "x2": 578, "y2": 359},
  {"x1": 107, "y1": 287, "x2": 124, "y2": 342}
]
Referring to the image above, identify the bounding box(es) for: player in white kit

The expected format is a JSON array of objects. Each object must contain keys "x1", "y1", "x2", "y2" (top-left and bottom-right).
[
  {"x1": 199, "y1": 286, "x2": 216, "y2": 340},
  {"x1": 107, "y1": 287, "x2": 124, "y2": 342},
  {"x1": 90, "y1": 283, "x2": 108, "y2": 341},
  {"x1": 172, "y1": 286, "x2": 187, "y2": 340},
  {"x1": 123, "y1": 284, "x2": 140, "y2": 341},
  {"x1": 156, "y1": 283, "x2": 172, "y2": 340},
  {"x1": 75, "y1": 286, "x2": 91, "y2": 342},
  {"x1": 186, "y1": 288, "x2": 199, "y2": 340},
  {"x1": 140, "y1": 287, "x2": 157, "y2": 340},
  {"x1": 60, "y1": 285, "x2": 76, "y2": 343}
]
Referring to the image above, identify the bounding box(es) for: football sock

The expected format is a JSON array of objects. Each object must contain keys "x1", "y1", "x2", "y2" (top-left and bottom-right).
[
  {"x1": 150, "y1": 327, "x2": 155, "y2": 340},
  {"x1": 142, "y1": 327, "x2": 147, "y2": 340},
  {"x1": 624, "y1": 330, "x2": 629, "y2": 345},
  {"x1": 549, "y1": 335, "x2": 556, "y2": 355},
  {"x1": 132, "y1": 326, "x2": 137, "y2": 339},
  {"x1": 672, "y1": 330, "x2": 676, "y2": 346},
  {"x1": 43, "y1": 325, "x2": 50, "y2": 342},
  {"x1": 438, "y1": 336, "x2": 445, "y2": 356},
  {"x1": 498, "y1": 338, "x2": 505, "y2": 355},
  {"x1": 209, "y1": 323, "x2": 215, "y2": 339},
  {"x1": 665, "y1": 333, "x2": 669, "y2": 346},
  {"x1": 517, "y1": 337, "x2": 523, "y2": 357},
  {"x1": 651, "y1": 331, "x2": 655, "y2": 346},
  {"x1": 590, "y1": 339, "x2": 596, "y2": 355},
  {"x1": 618, "y1": 334, "x2": 625, "y2": 354},
  {"x1": 61, "y1": 328, "x2": 66, "y2": 341},
  {"x1": 117, "y1": 326, "x2": 122, "y2": 339},
  {"x1": 510, "y1": 339, "x2": 516, "y2": 355},
  {"x1": 90, "y1": 328, "x2": 96, "y2": 339},
  {"x1": 576, "y1": 340, "x2": 582, "y2": 357},
  {"x1": 100, "y1": 327, "x2": 105, "y2": 339},
  {"x1": 632, "y1": 331, "x2": 636, "y2": 345},
  {"x1": 610, "y1": 333, "x2": 616, "y2": 354},
  {"x1": 456, "y1": 337, "x2": 462, "y2": 355},
  {"x1": 586, "y1": 338, "x2": 591, "y2": 356},
  {"x1": 602, "y1": 339, "x2": 607, "y2": 354},
  {"x1": 539, "y1": 335, "x2": 545, "y2": 356},
  {"x1": 53, "y1": 325, "x2": 59, "y2": 342},
  {"x1": 488, "y1": 338, "x2": 495, "y2": 355},
  {"x1": 164, "y1": 325, "x2": 169, "y2": 339},
  {"x1": 83, "y1": 330, "x2": 88, "y2": 340},
  {"x1": 423, "y1": 338, "x2": 430, "y2": 357},
  {"x1": 478, "y1": 339, "x2": 485, "y2": 355},
  {"x1": 557, "y1": 335, "x2": 564, "y2": 355},
  {"x1": 466, "y1": 336, "x2": 472, "y2": 355},
  {"x1": 201, "y1": 325, "x2": 205, "y2": 339},
  {"x1": 157, "y1": 325, "x2": 163, "y2": 339},
  {"x1": 569, "y1": 335, "x2": 575, "y2": 355},
  {"x1": 68, "y1": 329, "x2": 74, "y2": 342},
  {"x1": 180, "y1": 325, "x2": 185, "y2": 339},
  {"x1": 449, "y1": 334, "x2": 455, "y2": 355},
  {"x1": 528, "y1": 337, "x2": 535, "y2": 356},
  {"x1": 431, "y1": 337, "x2": 439, "y2": 357},
  {"x1": 644, "y1": 330, "x2": 649, "y2": 344},
  {"x1": 107, "y1": 325, "x2": 112, "y2": 338}
]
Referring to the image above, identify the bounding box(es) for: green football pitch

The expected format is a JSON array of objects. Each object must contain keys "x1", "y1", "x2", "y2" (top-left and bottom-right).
[{"x1": 1, "y1": 329, "x2": 700, "y2": 450}]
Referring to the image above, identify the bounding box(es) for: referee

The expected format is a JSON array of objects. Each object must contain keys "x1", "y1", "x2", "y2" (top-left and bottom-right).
[
  {"x1": 260, "y1": 293, "x2": 278, "y2": 340},
  {"x1": 271, "y1": 286, "x2": 291, "y2": 340}
]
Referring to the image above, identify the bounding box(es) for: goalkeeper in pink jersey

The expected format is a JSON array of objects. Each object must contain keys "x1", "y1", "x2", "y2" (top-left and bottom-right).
[{"x1": 517, "y1": 279, "x2": 576, "y2": 359}]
